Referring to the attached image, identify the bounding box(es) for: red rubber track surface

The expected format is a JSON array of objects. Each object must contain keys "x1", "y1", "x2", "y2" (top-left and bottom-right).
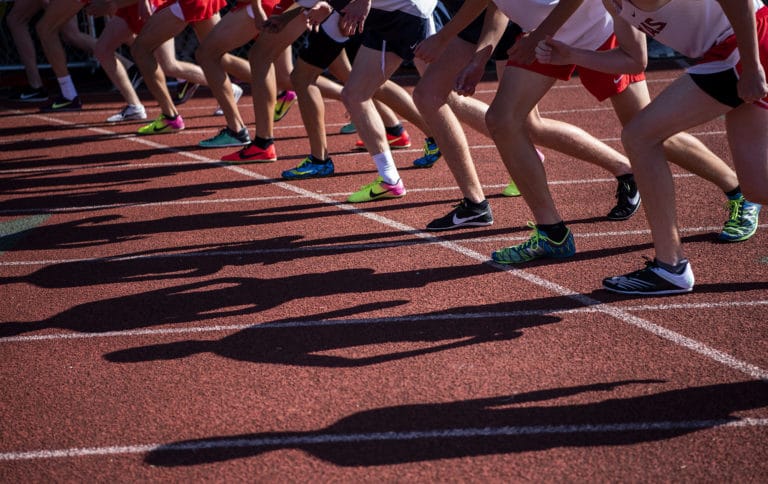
[{"x1": 1, "y1": 67, "x2": 766, "y2": 482}]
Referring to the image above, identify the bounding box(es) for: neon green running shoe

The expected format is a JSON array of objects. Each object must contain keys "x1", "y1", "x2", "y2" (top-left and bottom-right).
[
  {"x1": 137, "y1": 114, "x2": 184, "y2": 135},
  {"x1": 718, "y1": 196, "x2": 761, "y2": 242},
  {"x1": 347, "y1": 176, "x2": 406, "y2": 203},
  {"x1": 501, "y1": 178, "x2": 521, "y2": 197},
  {"x1": 492, "y1": 222, "x2": 575, "y2": 264}
]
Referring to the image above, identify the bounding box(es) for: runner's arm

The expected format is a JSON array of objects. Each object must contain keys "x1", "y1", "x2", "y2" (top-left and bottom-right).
[{"x1": 716, "y1": 0, "x2": 768, "y2": 103}]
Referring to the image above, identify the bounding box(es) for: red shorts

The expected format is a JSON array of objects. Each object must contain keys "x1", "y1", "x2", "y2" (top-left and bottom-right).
[
  {"x1": 507, "y1": 34, "x2": 646, "y2": 102},
  {"x1": 232, "y1": 0, "x2": 292, "y2": 15},
  {"x1": 174, "y1": 0, "x2": 226, "y2": 23},
  {"x1": 115, "y1": 0, "x2": 172, "y2": 34},
  {"x1": 231, "y1": 0, "x2": 294, "y2": 39}
]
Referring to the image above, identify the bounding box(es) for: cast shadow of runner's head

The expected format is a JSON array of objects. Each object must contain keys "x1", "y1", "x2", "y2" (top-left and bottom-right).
[{"x1": 144, "y1": 380, "x2": 768, "y2": 467}]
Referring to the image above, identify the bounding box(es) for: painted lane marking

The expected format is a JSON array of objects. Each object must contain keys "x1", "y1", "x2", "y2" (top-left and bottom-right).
[
  {"x1": 1, "y1": 418, "x2": 766, "y2": 461},
  {"x1": 6, "y1": 110, "x2": 766, "y2": 382}
]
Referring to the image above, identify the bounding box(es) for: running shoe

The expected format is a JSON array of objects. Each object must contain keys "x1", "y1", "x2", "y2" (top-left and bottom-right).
[
  {"x1": 107, "y1": 104, "x2": 147, "y2": 122},
  {"x1": 603, "y1": 257, "x2": 694, "y2": 295},
  {"x1": 501, "y1": 178, "x2": 521, "y2": 197},
  {"x1": 137, "y1": 114, "x2": 185, "y2": 135},
  {"x1": 199, "y1": 127, "x2": 251, "y2": 148},
  {"x1": 40, "y1": 96, "x2": 82, "y2": 112},
  {"x1": 607, "y1": 176, "x2": 641, "y2": 220},
  {"x1": 214, "y1": 83, "x2": 244, "y2": 116},
  {"x1": 221, "y1": 142, "x2": 277, "y2": 163},
  {"x1": 340, "y1": 122, "x2": 356, "y2": 134},
  {"x1": 354, "y1": 130, "x2": 412, "y2": 150},
  {"x1": 174, "y1": 80, "x2": 199, "y2": 105},
  {"x1": 412, "y1": 137, "x2": 441, "y2": 168},
  {"x1": 9, "y1": 85, "x2": 49, "y2": 102},
  {"x1": 274, "y1": 90, "x2": 297, "y2": 122},
  {"x1": 347, "y1": 176, "x2": 406, "y2": 203},
  {"x1": 282, "y1": 156, "x2": 335, "y2": 179},
  {"x1": 718, "y1": 196, "x2": 761, "y2": 242},
  {"x1": 426, "y1": 199, "x2": 493, "y2": 231},
  {"x1": 491, "y1": 222, "x2": 575, "y2": 264}
]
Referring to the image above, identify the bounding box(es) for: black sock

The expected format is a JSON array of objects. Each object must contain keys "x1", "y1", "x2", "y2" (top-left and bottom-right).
[
  {"x1": 617, "y1": 173, "x2": 637, "y2": 192},
  {"x1": 537, "y1": 222, "x2": 568, "y2": 243},
  {"x1": 465, "y1": 198, "x2": 488, "y2": 210},
  {"x1": 253, "y1": 136, "x2": 274, "y2": 149},
  {"x1": 725, "y1": 185, "x2": 742, "y2": 200},
  {"x1": 656, "y1": 258, "x2": 689, "y2": 274},
  {"x1": 308, "y1": 154, "x2": 330, "y2": 164},
  {"x1": 163, "y1": 113, "x2": 178, "y2": 121},
  {"x1": 385, "y1": 124, "x2": 404, "y2": 137}
]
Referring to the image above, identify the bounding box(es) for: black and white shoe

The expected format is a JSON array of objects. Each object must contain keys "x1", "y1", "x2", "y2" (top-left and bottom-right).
[
  {"x1": 603, "y1": 258, "x2": 694, "y2": 295},
  {"x1": 426, "y1": 199, "x2": 493, "y2": 231},
  {"x1": 9, "y1": 86, "x2": 49, "y2": 102},
  {"x1": 607, "y1": 176, "x2": 641, "y2": 221}
]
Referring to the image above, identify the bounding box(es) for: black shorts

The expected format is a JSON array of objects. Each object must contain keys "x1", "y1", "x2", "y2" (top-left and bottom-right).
[
  {"x1": 457, "y1": 10, "x2": 522, "y2": 61},
  {"x1": 299, "y1": 27, "x2": 354, "y2": 70},
  {"x1": 689, "y1": 68, "x2": 744, "y2": 108},
  {"x1": 361, "y1": 8, "x2": 430, "y2": 62}
]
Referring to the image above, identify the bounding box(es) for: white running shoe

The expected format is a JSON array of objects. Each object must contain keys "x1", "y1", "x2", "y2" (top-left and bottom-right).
[
  {"x1": 107, "y1": 104, "x2": 147, "y2": 122},
  {"x1": 214, "y1": 83, "x2": 244, "y2": 116}
]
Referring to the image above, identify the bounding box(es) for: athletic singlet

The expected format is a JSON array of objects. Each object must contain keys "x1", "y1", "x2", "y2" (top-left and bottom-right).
[
  {"x1": 614, "y1": 0, "x2": 763, "y2": 59},
  {"x1": 492, "y1": 0, "x2": 612, "y2": 50}
]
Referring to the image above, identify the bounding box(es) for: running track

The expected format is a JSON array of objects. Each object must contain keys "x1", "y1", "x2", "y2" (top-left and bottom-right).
[{"x1": 1, "y1": 66, "x2": 766, "y2": 481}]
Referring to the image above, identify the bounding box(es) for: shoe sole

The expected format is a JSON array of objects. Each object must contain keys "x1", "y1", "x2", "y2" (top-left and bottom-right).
[
  {"x1": 718, "y1": 226, "x2": 758, "y2": 242},
  {"x1": 200, "y1": 142, "x2": 251, "y2": 148},
  {"x1": 426, "y1": 221, "x2": 493, "y2": 231},
  {"x1": 602, "y1": 284, "x2": 693, "y2": 295},
  {"x1": 282, "y1": 173, "x2": 334, "y2": 180},
  {"x1": 347, "y1": 192, "x2": 406, "y2": 203},
  {"x1": 606, "y1": 200, "x2": 641, "y2": 221},
  {"x1": 222, "y1": 157, "x2": 277, "y2": 164},
  {"x1": 137, "y1": 128, "x2": 184, "y2": 136}
]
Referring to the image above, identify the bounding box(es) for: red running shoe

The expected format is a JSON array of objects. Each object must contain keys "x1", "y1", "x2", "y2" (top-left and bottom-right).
[
  {"x1": 221, "y1": 142, "x2": 277, "y2": 163},
  {"x1": 354, "y1": 130, "x2": 411, "y2": 150}
]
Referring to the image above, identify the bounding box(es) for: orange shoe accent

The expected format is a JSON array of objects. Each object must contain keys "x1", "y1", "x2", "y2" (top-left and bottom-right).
[{"x1": 354, "y1": 130, "x2": 412, "y2": 150}]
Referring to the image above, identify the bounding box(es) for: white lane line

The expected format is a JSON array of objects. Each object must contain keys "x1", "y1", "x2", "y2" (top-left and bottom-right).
[
  {"x1": 2, "y1": 300, "x2": 767, "y2": 343},
  {"x1": 0, "y1": 174, "x2": 702, "y2": 214},
  {"x1": 1, "y1": 417, "x2": 766, "y2": 461},
  {"x1": 2, "y1": 223, "x2": 766, "y2": 267},
  {"x1": 6, "y1": 111, "x2": 768, "y2": 381}
]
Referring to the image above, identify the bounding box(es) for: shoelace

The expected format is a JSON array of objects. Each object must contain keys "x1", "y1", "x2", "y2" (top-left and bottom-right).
[
  {"x1": 724, "y1": 199, "x2": 743, "y2": 228},
  {"x1": 518, "y1": 222, "x2": 543, "y2": 252}
]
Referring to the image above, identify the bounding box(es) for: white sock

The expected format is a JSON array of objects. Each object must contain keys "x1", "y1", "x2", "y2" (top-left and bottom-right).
[
  {"x1": 57, "y1": 75, "x2": 77, "y2": 100},
  {"x1": 373, "y1": 151, "x2": 399, "y2": 185}
]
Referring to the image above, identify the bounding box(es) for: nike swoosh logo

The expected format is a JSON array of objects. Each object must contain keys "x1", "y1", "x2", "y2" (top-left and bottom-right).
[
  {"x1": 153, "y1": 124, "x2": 168, "y2": 133},
  {"x1": 452, "y1": 212, "x2": 486, "y2": 225},
  {"x1": 628, "y1": 191, "x2": 640, "y2": 206},
  {"x1": 20, "y1": 93, "x2": 42, "y2": 100},
  {"x1": 613, "y1": 75, "x2": 624, "y2": 84},
  {"x1": 367, "y1": 187, "x2": 392, "y2": 199},
  {"x1": 52, "y1": 101, "x2": 73, "y2": 109}
]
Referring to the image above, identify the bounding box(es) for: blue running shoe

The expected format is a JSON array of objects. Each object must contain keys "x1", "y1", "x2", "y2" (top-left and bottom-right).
[
  {"x1": 413, "y1": 137, "x2": 441, "y2": 168},
  {"x1": 492, "y1": 222, "x2": 575, "y2": 264},
  {"x1": 282, "y1": 156, "x2": 334, "y2": 180},
  {"x1": 719, "y1": 196, "x2": 761, "y2": 242}
]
